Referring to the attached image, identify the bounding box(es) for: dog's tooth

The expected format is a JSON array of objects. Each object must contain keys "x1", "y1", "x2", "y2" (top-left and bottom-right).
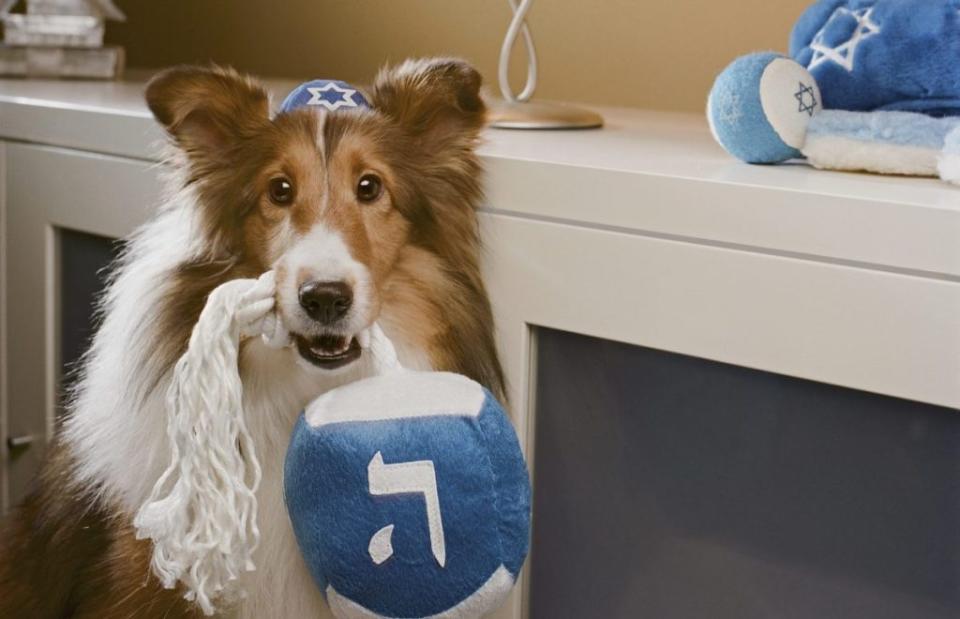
[{"x1": 306, "y1": 335, "x2": 350, "y2": 357}]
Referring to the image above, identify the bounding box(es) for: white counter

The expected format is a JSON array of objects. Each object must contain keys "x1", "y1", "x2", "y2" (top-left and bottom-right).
[{"x1": 2, "y1": 74, "x2": 958, "y2": 279}]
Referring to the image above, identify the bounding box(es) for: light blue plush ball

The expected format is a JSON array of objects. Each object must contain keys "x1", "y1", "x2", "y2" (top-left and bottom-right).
[
  {"x1": 708, "y1": 52, "x2": 821, "y2": 164},
  {"x1": 284, "y1": 371, "x2": 531, "y2": 619}
]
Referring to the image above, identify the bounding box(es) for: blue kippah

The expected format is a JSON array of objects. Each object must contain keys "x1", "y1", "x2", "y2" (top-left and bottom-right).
[
  {"x1": 280, "y1": 79, "x2": 370, "y2": 113},
  {"x1": 790, "y1": 0, "x2": 960, "y2": 116}
]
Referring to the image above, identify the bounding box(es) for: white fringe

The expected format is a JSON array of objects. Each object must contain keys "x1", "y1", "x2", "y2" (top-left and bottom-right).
[
  {"x1": 133, "y1": 271, "x2": 288, "y2": 615},
  {"x1": 132, "y1": 271, "x2": 404, "y2": 615}
]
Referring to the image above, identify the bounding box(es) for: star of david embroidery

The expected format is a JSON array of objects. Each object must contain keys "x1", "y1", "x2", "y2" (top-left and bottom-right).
[
  {"x1": 795, "y1": 82, "x2": 818, "y2": 116},
  {"x1": 306, "y1": 82, "x2": 360, "y2": 111},
  {"x1": 808, "y1": 7, "x2": 881, "y2": 72}
]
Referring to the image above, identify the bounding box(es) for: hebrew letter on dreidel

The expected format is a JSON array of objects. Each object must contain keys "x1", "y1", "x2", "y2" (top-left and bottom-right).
[{"x1": 367, "y1": 451, "x2": 446, "y2": 567}]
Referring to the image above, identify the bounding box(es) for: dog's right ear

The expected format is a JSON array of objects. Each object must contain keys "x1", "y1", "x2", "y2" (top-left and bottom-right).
[{"x1": 145, "y1": 65, "x2": 270, "y2": 159}]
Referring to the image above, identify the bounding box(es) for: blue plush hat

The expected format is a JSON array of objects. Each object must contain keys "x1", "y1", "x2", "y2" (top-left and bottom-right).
[
  {"x1": 790, "y1": 0, "x2": 960, "y2": 116},
  {"x1": 280, "y1": 79, "x2": 370, "y2": 113}
]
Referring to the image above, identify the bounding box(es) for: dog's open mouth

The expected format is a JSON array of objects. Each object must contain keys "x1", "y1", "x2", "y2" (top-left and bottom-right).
[{"x1": 294, "y1": 333, "x2": 362, "y2": 369}]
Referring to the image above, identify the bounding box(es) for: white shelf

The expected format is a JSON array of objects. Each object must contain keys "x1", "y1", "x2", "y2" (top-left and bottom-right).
[{"x1": 1, "y1": 73, "x2": 957, "y2": 281}]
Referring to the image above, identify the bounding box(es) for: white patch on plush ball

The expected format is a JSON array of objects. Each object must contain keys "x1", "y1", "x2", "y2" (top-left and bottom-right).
[{"x1": 759, "y1": 57, "x2": 820, "y2": 150}]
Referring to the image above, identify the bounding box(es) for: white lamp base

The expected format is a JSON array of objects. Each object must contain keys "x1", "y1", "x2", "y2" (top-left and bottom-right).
[{"x1": 488, "y1": 100, "x2": 603, "y2": 130}]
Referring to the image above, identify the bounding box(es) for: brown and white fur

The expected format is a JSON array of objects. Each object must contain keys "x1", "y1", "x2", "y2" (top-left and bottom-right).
[{"x1": 0, "y1": 58, "x2": 504, "y2": 618}]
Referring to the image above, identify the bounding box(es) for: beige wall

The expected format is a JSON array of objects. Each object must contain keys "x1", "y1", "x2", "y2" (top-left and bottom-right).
[{"x1": 107, "y1": 1, "x2": 812, "y2": 113}]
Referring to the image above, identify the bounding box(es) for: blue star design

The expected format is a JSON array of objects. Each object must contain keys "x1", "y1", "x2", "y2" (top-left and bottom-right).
[
  {"x1": 306, "y1": 82, "x2": 360, "y2": 111},
  {"x1": 795, "y1": 82, "x2": 818, "y2": 116}
]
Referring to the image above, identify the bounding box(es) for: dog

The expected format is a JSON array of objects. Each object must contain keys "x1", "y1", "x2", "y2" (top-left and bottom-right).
[{"x1": 0, "y1": 58, "x2": 504, "y2": 618}]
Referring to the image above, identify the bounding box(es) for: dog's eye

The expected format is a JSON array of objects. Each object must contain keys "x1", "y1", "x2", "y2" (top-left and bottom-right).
[
  {"x1": 268, "y1": 177, "x2": 295, "y2": 205},
  {"x1": 356, "y1": 174, "x2": 383, "y2": 203}
]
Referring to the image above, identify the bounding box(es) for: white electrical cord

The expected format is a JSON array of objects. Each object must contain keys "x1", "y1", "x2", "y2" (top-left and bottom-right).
[{"x1": 498, "y1": 0, "x2": 539, "y2": 103}]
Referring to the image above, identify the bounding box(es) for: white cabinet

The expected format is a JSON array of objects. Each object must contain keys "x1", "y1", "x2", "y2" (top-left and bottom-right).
[
  {"x1": 480, "y1": 205, "x2": 960, "y2": 619},
  {"x1": 1, "y1": 77, "x2": 959, "y2": 619}
]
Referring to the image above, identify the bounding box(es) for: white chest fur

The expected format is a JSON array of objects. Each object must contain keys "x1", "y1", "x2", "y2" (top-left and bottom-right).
[{"x1": 234, "y1": 333, "x2": 430, "y2": 618}]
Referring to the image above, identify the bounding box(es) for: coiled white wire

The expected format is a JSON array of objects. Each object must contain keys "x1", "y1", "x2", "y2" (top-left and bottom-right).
[{"x1": 498, "y1": 0, "x2": 539, "y2": 103}]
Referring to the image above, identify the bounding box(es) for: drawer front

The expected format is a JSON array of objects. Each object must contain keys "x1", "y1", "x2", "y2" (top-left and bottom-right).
[{"x1": 481, "y1": 211, "x2": 960, "y2": 422}]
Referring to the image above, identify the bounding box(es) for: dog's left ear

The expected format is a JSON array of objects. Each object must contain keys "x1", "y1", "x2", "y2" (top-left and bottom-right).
[{"x1": 370, "y1": 58, "x2": 486, "y2": 149}]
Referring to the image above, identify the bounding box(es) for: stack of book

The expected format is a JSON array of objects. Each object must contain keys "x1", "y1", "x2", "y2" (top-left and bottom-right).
[{"x1": 0, "y1": 0, "x2": 125, "y2": 79}]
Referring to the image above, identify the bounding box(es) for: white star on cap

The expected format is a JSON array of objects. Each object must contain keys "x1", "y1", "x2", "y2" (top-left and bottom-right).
[{"x1": 306, "y1": 82, "x2": 360, "y2": 111}]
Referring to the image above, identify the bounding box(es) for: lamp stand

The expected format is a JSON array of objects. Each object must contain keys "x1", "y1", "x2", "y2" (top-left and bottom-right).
[
  {"x1": 488, "y1": 100, "x2": 603, "y2": 130},
  {"x1": 488, "y1": 0, "x2": 603, "y2": 130}
]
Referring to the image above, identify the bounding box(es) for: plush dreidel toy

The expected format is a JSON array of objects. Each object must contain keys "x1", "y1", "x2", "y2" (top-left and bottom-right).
[
  {"x1": 285, "y1": 326, "x2": 531, "y2": 619},
  {"x1": 132, "y1": 271, "x2": 531, "y2": 618},
  {"x1": 707, "y1": 0, "x2": 960, "y2": 185}
]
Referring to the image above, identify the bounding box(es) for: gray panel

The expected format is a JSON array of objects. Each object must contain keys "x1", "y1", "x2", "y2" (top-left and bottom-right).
[
  {"x1": 3, "y1": 143, "x2": 160, "y2": 509},
  {"x1": 58, "y1": 229, "x2": 120, "y2": 410},
  {"x1": 530, "y1": 328, "x2": 960, "y2": 619}
]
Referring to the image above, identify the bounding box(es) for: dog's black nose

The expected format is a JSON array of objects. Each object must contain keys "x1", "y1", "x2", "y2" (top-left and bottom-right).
[{"x1": 298, "y1": 281, "x2": 353, "y2": 324}]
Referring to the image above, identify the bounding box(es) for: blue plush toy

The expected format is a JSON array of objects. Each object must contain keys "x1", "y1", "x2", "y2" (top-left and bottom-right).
[
  {"x1": 708, "y1": 52, "x2": 817, "y2": 164},
  {"x1": 707, "y1": 0, "x2": 960, "y2": 185},
  {"x1": 790, "y1": 0, "x2": 960, "y2": 116},
  {"x1": 284, "y1": 326, "x2": 531, "y2": 619}
]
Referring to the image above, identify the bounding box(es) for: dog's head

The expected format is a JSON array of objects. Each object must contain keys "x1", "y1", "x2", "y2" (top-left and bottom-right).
[{"x1": 146, "y1": 60, "x2": 485, "y2": 372}]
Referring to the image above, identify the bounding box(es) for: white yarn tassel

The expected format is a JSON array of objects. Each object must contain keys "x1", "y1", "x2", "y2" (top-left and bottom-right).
[
  {"x1": 134, "y1": 271, "x2": 402, "y2": 615},
  {"x1": 134, "y1": 271, "x2": 288, "y2": 616}
]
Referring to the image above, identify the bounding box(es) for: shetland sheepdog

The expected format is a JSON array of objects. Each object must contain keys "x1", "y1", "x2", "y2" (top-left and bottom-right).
[{"x1": 0, "y1": 58, "x2": 504, "y2": 618}]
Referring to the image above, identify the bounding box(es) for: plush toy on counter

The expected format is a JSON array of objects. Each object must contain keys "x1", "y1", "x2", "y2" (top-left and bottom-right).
[
  {"x1": 707, "y1": 0, "x2": 960, "y2": 185},
  {"x1": 133, "y1": 271, "x2": 531, "y2": 619}
]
